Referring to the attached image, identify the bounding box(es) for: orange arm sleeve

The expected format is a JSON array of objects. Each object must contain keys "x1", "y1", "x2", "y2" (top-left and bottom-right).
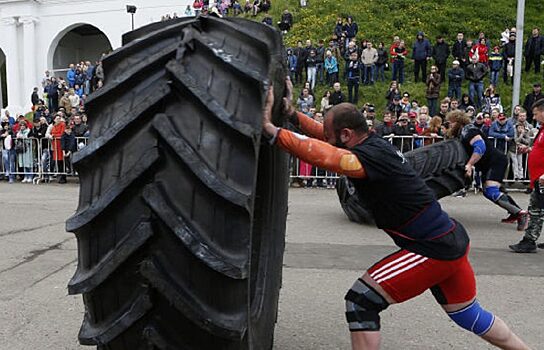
[
  {"x1": 276, "y1": 129, "x2": 367, "y2": 178},
  {"x1": 295, "y1": 112, "x2": 325, "y2": 141}
]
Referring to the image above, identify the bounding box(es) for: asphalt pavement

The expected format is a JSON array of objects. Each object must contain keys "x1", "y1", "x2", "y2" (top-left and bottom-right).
[{"x1": 0, "y1": 183, "x2": 542, "y2": 349}]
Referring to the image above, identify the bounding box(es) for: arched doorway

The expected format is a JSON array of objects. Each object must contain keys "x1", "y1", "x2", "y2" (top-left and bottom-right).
[
  {"x1": 0, "y1": 48, "x2": 7, "y2": 108},
  {"x1": 49, "y1": 24, "x2": 112, "y2": 78}
]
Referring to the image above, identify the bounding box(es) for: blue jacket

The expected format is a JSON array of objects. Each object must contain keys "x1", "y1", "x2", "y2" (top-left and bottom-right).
[
  {"x1": 412, "y1": 33, "x2": 432, "y2": 60},
  {"x1": 324, "y1": 56, "x2": 338, "y2": 74},
  {"x1": 66, "y1": 69, "x2": 76, "y2": 84},
  {"x1": 489, "y1": 120, "x2": 514, "y2": 152},
  {"x1": 489, "y1": 52, "x2": 503, "y2": 72},
  {"x1": 287, "y1": 54, "x2": 297, "y2": 72}
]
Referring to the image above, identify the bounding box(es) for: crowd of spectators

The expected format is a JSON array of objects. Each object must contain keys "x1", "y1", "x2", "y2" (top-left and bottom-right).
[
  {"x1": 184, "y1": 0, "x2": 273, "y2": 18},
  {"x1": 286, "y1": 14, "x2": 544, "y2": 187},
  {"x1": 1, "y1": 60, "x2": 99, "y2": 184}
]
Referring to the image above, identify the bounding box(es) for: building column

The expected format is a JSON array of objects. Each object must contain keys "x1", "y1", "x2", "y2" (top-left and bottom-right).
[
  {"x1": 1, "y1": 17, "x2": 21, "y2": 112},
  {"x1": 21, "y1": 16, "x2": 38, "y2": 110}
]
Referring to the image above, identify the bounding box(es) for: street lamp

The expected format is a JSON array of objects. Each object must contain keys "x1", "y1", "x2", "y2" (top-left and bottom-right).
[{"x1": 126, "y1": 5, "x2": 137, "y2": 31}]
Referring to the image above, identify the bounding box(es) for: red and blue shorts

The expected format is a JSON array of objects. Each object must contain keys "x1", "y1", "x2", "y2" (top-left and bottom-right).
[{"x1": 367, "y1": 247, "x2": 476, "y2": 305}]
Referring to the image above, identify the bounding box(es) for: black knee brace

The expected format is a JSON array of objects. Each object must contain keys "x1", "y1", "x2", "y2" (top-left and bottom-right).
[{"x1": 345, "y1": 278, "x2": 389, "y2": 331}]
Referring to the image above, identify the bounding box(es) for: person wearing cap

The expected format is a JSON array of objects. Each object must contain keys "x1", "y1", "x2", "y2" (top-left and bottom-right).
[
  {"x1": 365, "y1": 105, "x2": 376, "y2": 121},
  {"x1": 489, "y1": 46, "x2": 503, "y2": 87},
  {"x1": 522, "y1": 83, "x2": 544, "y2": 125},
  {"x1": 524, "y1": 27, "x2": 544, "y2": 74},
  {"x1": 447, "y1": 111, "x2": 528, "y2": 232},
  {"x1": 263, "y1": 81, "x2": 530, "y2": 350},
  {"x1": 393, "y1": 113, "x2": 417, "y2": 152},
  {"x1": 510, "y1": 99, "x2": 544, "y2": 252},
  {"x1": 447, "y1": 60, "x2": 464, "y2": 100},
  {"x1": 473, "y1": 112, "x2": 490, "y2": 137},
  {"x1": 465, "y1": 105, "x2": 476, "y2": 119}
]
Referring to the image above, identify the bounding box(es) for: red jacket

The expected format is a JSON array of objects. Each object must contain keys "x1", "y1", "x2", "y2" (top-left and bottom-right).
[
  {"x1": 51, "y1": 122, "x2": 66, "y2": 161},
  {"x1": 529, "y1": 128, "x2": 544, "y2": 188},
  {"x1": 469, "y1": 44, "x2": 488, "y2": 63},
  {"x1": 389, "y1": 43, "x2": 399, "y2": 62},
  {"x1": 12, "y1": 119, "x2": 32, "y2": 134}
]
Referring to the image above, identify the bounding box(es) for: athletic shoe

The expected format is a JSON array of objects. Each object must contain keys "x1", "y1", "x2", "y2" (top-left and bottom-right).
[
  {"x1": 517, "y1": 211, "x2": 529, "y2": 231},
  {"x1": 537, "y1": 243, "x2": 544, "y2": 249},
  {"x1": 509, "y1": 238, "x2": 537, "y2": 253},
  {"x1": 501, "y1": 213, "x2": 518, "y2": 224},
  {"x1": 452, "y1": 189, "x2": 466, "y2": 198}
]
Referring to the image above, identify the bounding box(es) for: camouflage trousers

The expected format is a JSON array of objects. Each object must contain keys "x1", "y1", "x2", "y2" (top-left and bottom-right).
[{"x1": 524, "y1": 191, "x2": 544, "y2": 242}]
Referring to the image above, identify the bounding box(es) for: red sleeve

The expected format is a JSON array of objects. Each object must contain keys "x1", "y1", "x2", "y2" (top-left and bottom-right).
[
  {"x1": 389, "y1": 44, "x2": 397, "y2": 57},
  {"x1": 295, "y1": 111, "x2": 325, "y2": 141},
  {"x1": 275, "y1": 129, "x2": 367, "y2": 178}
]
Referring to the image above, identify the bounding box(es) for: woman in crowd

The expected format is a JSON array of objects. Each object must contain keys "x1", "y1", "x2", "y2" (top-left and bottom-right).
[
  {"x1": 16, "y1": 122, "x2": 34, "y2": 183},
  {"x1": 385, "y1": 80, "x2": 401, "y2": 104},
  {"x1": 483, "y1": 85, "x2": 503, "y2": 114},
  {"x1": 49, "y1": 115, "x2": 67, "y2": 183},
  {"x1": 320, "y1": 90, "x2": 332, "y2": 113}
]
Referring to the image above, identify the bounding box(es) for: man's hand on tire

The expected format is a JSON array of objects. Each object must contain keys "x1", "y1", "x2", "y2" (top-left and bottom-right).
[{"x1": 263, "y1": 85, "x2": 279, "y2": 138}]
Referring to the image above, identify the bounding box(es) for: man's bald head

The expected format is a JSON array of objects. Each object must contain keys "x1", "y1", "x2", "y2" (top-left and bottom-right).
[
  {"x1": 324, "y1": 103, "x2": 368, "y2": 147},
  {"x1": 327, "y1": 103, "x2": 368, "y2": 135}
]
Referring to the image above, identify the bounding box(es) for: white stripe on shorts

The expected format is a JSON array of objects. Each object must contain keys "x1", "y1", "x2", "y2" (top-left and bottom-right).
[
  {"x1": 371, "y1": 254, "x2": 426, "y2": 281},
  {"x1": 370, "y1": 252, "x2": 416, "y2": 278},
  {"x1": 375, "y1": 257, "x2": 429, "y2": 284}
]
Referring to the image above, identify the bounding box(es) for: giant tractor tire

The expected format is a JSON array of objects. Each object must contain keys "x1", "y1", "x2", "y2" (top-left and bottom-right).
[
  {"x1": 336, "y1": 139, "x2": 468, "y2": 224},
  {"x1": 66, "y1": 16, "x2": 289, "y2": 349}
]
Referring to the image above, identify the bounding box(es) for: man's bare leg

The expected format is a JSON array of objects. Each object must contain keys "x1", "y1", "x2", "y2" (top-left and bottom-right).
[
  {"x1": 442, "y1": 302, "x2": 531, "y2": 350},
  {"x1": 481, "y1": 317, "x2": 530, "y2": 350}
]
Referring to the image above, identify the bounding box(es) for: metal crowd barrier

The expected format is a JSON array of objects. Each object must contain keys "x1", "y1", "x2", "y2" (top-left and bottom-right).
[
  {"x1": 289, "y1": 135, "x2": 534, "y2": 187},
  {"x1": 0, "y1": 137, "x2": 89, "y2": 184}
]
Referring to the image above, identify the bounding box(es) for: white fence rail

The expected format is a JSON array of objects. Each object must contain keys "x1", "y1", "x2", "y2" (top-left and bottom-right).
[
  {"x1": 289, "y1": 135, "x2": 531, "y2": 186},
  {"x1": 1, "y1": 137, "x2": 88, "y2": 183}
]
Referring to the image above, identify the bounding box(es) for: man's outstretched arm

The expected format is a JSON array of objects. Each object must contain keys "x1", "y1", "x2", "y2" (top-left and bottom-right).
[
  {"x1": 290, "y1": 111, "x2": 326, "y2": 140},
  {"x1": 272, "y1": 128, "x2": 366, "y2": 179}
]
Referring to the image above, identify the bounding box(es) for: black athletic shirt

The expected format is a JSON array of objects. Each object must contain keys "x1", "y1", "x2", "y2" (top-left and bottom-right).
[
  {"x1": 460, "y1": 124, "x2": 504, "y2": 171},
  {"x1": 349, "y1": 133, "x2": 469, "y2": 260}
]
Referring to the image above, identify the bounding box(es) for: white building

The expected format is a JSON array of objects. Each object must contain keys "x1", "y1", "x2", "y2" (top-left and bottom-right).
[{"x1": 0, "y1": 0, "x2": 191, "y2": 114}]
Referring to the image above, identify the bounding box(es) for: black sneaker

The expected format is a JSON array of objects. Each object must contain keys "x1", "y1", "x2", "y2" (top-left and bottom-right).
[
  {"x1": 537, "y1": 243, "x2": 544, "y2": 249},
  {"x1": 509, "y1": 238, "x2": 537, "y2": 253}
]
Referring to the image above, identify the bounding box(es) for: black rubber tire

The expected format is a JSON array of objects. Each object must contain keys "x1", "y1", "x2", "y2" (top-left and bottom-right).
[
  {"x1": 335, "y1": 176, "x2": 375, "y2": 225},
  {"x1": 336, "y1": 139, "x2": 468, "y2": 224},
  {"x1": 67, "y1": 16, "x2": 288, "y2": 350}
]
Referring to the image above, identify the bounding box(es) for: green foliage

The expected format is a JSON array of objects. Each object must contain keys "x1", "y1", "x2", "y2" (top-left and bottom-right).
[{"x1": 248, "y1": 0, "x2": 544, "y2": 116}]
